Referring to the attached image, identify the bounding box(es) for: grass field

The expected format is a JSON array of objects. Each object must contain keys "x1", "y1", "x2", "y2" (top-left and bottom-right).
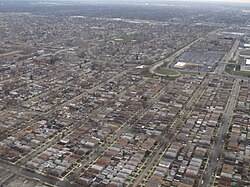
[
  {"x1": 225, "y1": 65, "x2": 250, "y2": 77},
  {"x1": 179, "y1": 71, "x2": 199, "y2": 76},
  {"x1": 143, "y1": 72, "x2": 154, "y2": 78},
  {"x1": 155, "y1": 68, "x2": 179, "y2": 76}
]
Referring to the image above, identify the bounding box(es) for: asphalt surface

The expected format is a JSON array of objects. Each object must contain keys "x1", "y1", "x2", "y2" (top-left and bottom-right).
[
  {"x1": 215, "y1": 39, "x2": 240, "y2": 74},
  {"x1": 0, "y1": 31, "x2": 242, "y2": 187},
  {"x1": 200, "y1": 40, "x2": 241, "y2": 186},
  {"x1": 201, "y1": 79, "x2": 240, "y2": 187},
  {"x1": 200, "y1": 39, "x2": 240, "y2": 187},
  {"x1": 132, "y1": 75, "x2": 212, "y2": 187},
  {"x1": 149, "y1": 36, "x2": 203, "y2": 75}
]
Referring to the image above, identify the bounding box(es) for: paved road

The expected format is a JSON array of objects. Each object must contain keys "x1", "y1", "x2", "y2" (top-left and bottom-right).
[
  {"x1": 0, "y1": 51, "x2": 176, "y2": 186},
  {"x1": 201, "y1": 79, "x2": 240, "y2": 187},
  {"x1": 0, "y1": 28, "x2": 239, "y2": 187},
  {"x1": 132, "y1": 145, "x2": 164, "y2": 187},
  {"x1": 78, "y1": 83, "x2": 172, "y2": 179},
  {"x1": 149, "y1": 36, "x2": 203, "y2": 75},
  {"x1": 0, "y1": 51, "x2": 21, "y2": 57},
  {"x1": 133, "y1": 36, "x2": 237, "y2": 185},
  {"x1": 215, "y1": 39, "x2": 240, "y2": 74},
  {"x1": 199, "y1": 38, "x2": 240, "y2": 187},
  {"x1": 132, "y1": 75, "x2": 212, "y2": 187},
  {"x1": 0, "y1": 169, "x2": 14, "y2": 184},
  {"x1": 4, "y1": 66, "x2": 140, "y2": 164},
  {"x1": 149, "y1": 29, "x2": 225, "y2": 76},
  {"x1": 198, "y1": 38, "x2": 240, "y2": 187},
  {"x1": 0, "y1": 81, "x2": 172, "y2": 187},
  {"x1": 1, "y1": 62, "x2": 135, "y2": 141},
  {"x1": 0, "y1": 159, "x2": 76, "y2": 187},
  {"x1": 0, "y1": 67, "x2": 145, "y2": 186}
]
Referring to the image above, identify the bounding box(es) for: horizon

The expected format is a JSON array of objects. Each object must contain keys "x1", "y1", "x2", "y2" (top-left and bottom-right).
[{"x1": 2, "y1": 0, "x2": 250, "y2": 3}]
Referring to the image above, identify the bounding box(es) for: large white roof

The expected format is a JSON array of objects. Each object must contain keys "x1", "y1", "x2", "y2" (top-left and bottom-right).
[
  {"x1": 174, "y1": 62, "x2": 186, "y2": 68},
  {"x1": 244, "y1": 44, "x2": 250, "y2": 48}
]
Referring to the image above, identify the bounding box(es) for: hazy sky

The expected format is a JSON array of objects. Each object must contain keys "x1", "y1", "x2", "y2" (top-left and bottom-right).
[
  {"x1": 79, "y1": 0, "x2": 244, "y2": 1},
  {"x1": 54, "y1": 0, "x2": 250, "y2": 4},
  {"x1": 68, "y1": 0, "x2": 245, "y2": 1},
  {"x1": 70, "y1": 0, "x2": 250, "y2": 5},
  {"x1": 187, "y1": 0, "x2": 250, "y2": 2},
  {"x1": 5, "y1": 0, "x2": 250, "y2": 5}
]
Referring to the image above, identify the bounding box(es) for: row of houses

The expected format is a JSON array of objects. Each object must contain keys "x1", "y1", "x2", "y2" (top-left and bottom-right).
[
  {"x1": 214, "y1": 80, "x2": 250, "y2": 187},
  {"x1": 78, "y1": 133, "x2": 157, "y2": 186},
  {"x1": 146, "y1": 75, "x2": 234, "y2": 187}
]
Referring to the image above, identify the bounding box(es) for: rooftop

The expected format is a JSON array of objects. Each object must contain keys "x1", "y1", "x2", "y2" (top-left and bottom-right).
[{"x1": 246, "y1": 59, "x2": 250, "y2": 65}]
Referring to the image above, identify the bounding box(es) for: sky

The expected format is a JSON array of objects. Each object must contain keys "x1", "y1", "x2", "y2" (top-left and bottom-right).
[
  {"x1": 63, "y1": 0, "x2": 250, "y2": 5},
  {"x1": 9, "y1": 0, "x2": 250, "y2": 2},
  {"x1": 4, "y1": 0, "x2": 250, "y2": 5},
  {"x1": 87, "y1": 0, "x2": 243, "y2": 1},
  {"x1": 187, "y1": 0, "x2": 250, "y2": 2},
  {"x1": 50, "y1": 0, "x2": 250, "y2": 4}
]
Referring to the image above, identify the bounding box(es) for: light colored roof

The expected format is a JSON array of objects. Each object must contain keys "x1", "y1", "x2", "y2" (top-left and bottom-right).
[
  {"x1": 246, "y1": 59, "x2": 250, "y2": 65},
  {"x1": 174, "y1": 62, "x2": 186, "y2": 68},
  {"x1": 244, "y1": 44, "x2": 250, "y2": 48}
]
